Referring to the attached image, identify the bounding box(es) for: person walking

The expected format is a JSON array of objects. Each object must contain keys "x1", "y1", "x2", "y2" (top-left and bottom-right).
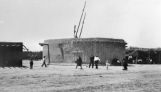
[
  {"x1": 122, "y1": 57, "x2": 128, "y2": 70},
  {"x1": 41, "y1": 56, "x2": 47, "y2": 67},
  {"x1": 89, "y1": 55, "x2": 94, "y2": 68},
  {"x1": 94, "y1": 56, "x2": 101, "y2": 69},
  {"x1": 75, "y1": 56, "x2": 83, "y2": 69}
]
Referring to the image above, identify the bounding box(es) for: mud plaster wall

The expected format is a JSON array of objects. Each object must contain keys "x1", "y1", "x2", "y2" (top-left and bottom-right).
[{"x1": 43, "y1": 38, "x2": 126, "y2": 64}]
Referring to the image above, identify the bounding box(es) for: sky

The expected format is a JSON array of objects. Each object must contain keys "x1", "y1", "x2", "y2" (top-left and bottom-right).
[{"x1": 0, "y1": 0, "x2": 161, "y2": 51}]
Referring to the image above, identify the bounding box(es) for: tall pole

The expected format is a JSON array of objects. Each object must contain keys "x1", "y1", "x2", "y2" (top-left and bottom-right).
[
  {"x1": 75, "y1": 1, "x2": 86, "y2": 38},
  {"x1": 47, "y1": 45, "x2": 50, "y2": 65},
  {"x1": 79, "y1": 12, "x2": 86, "y2": 38}
]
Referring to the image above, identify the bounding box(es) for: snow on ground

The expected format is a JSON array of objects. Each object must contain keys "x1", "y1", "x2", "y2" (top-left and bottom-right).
[{"x1": 0, "y1": 60, "x2": 161, "y2": 92}]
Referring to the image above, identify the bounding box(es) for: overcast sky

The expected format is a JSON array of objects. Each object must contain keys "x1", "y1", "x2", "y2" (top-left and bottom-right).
[{"x1": 0, "y1": 0, "x2": 161, "y2": 51}]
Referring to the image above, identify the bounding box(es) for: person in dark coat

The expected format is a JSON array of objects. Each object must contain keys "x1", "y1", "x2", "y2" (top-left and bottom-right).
[
  {"x1": 122, "y1": 57, "x2": 128, "y2": 70},
  {"x1": 89, "y1": 56, "x2": 94, "y2": 68},
  {"x1": 30, "y1": 59, "x2": 33, "y2": 69},
  {"x1": 75, "y1": 56, "x2": 83, "y2": 69}
]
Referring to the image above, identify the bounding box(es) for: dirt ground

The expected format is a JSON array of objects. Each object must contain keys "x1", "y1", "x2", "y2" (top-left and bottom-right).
[{"x1": 0, "y1": 61, "x2": 161, "y2": 92}]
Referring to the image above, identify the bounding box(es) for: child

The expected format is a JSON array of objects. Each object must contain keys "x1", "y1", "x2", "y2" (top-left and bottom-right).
[{"x1": 106, "y1": 60, "x2": 110, "y2": 70}]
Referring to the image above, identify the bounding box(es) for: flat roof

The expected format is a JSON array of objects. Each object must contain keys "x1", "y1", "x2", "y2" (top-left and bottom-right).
[
  {"x1": 0, "y1": 42, "x2": 23, "y2": 47},
  {"x1": 45, "y1": 37, "x2": 126, "y2": 44}
]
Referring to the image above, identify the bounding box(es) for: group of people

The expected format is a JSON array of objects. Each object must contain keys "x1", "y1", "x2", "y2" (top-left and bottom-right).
[
  {"x1": 75, "y1": 55, "x2": 101, "y2": 69},
  {"x1": 89, "y1": 56, "x2": 101, "y2": 69},
  {"x1": 30, "y1": 55, "x2": 128, "y2": 70},
  {"x1": 75, "y1": 55, "x2": 128, "y2": 70},
  {"x1": 29, "y1": 56, "x2": 47, "y2": 69}
]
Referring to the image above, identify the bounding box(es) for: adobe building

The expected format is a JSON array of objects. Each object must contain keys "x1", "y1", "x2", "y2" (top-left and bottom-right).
[
  {"x1": 42, "y1": 38, "x2": 127, "y2": 65},
  {"x1": 0, "y1": 42, "x2": 23, "y2": 67}
]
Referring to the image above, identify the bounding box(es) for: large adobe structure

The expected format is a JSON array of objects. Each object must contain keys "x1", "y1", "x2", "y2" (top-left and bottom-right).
[{"x1": 42, "y1": 38, "x2": 126, "y2": 64}]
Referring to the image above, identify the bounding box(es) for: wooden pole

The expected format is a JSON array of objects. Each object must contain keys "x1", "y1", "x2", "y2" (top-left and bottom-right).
[
  {"x1": 75, "y1": 1, "x2": 86, "y2": 38},
  {"x1": 79, "y1": 12, "x2": 86, "y2": 38},
  {"x1": 47, "y1": 45, "x2": 50, "y2": 65}
]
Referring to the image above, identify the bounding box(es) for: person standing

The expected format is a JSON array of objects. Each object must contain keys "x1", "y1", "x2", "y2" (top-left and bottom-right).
[
  {"x1": 106, "y1": 59, "x2": 110, "y2": 70},
  {"x1": 30, "y1": 59, "x2": 33, "y2": 69},
  {"x1": 41, "y1": 56, "x2": 47, "y2": 67},
  {"x1": 94, "y1": 56, "x2": 101, "y2": 69},
  {"x1": 89, "y1": 55, "x2": 94, "y2": 68}
]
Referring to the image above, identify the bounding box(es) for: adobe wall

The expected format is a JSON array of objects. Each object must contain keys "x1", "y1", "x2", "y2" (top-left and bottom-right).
[
  {"x1": 72, "y1": 41, "x2": 125, "y2": 64},
  {"x1": 43, "y1": 38, "x2": 126, "y2": 64}
]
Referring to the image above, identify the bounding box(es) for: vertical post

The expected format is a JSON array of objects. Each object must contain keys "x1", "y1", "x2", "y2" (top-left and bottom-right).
[
  {"x1": 158, "y1": 51, "x2": 161, "y2": 64},
  {"x1": 47, "y1": 45, "x2": 50, "y2": 65}
]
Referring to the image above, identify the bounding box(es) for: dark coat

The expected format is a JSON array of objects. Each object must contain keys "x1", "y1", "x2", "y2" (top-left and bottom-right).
[
  {"x1": 123, "y1": 58, "x2": 128, "y2": 66},
  {"x1": 76, "y1": 57, "x2": 82, "y2": 66},
  {"x1": 90, "y1": 56, "x2": 94, "y2": 63},
  {"x1": 30, "y1": 60, "x2": 33, "y2": 65}
]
